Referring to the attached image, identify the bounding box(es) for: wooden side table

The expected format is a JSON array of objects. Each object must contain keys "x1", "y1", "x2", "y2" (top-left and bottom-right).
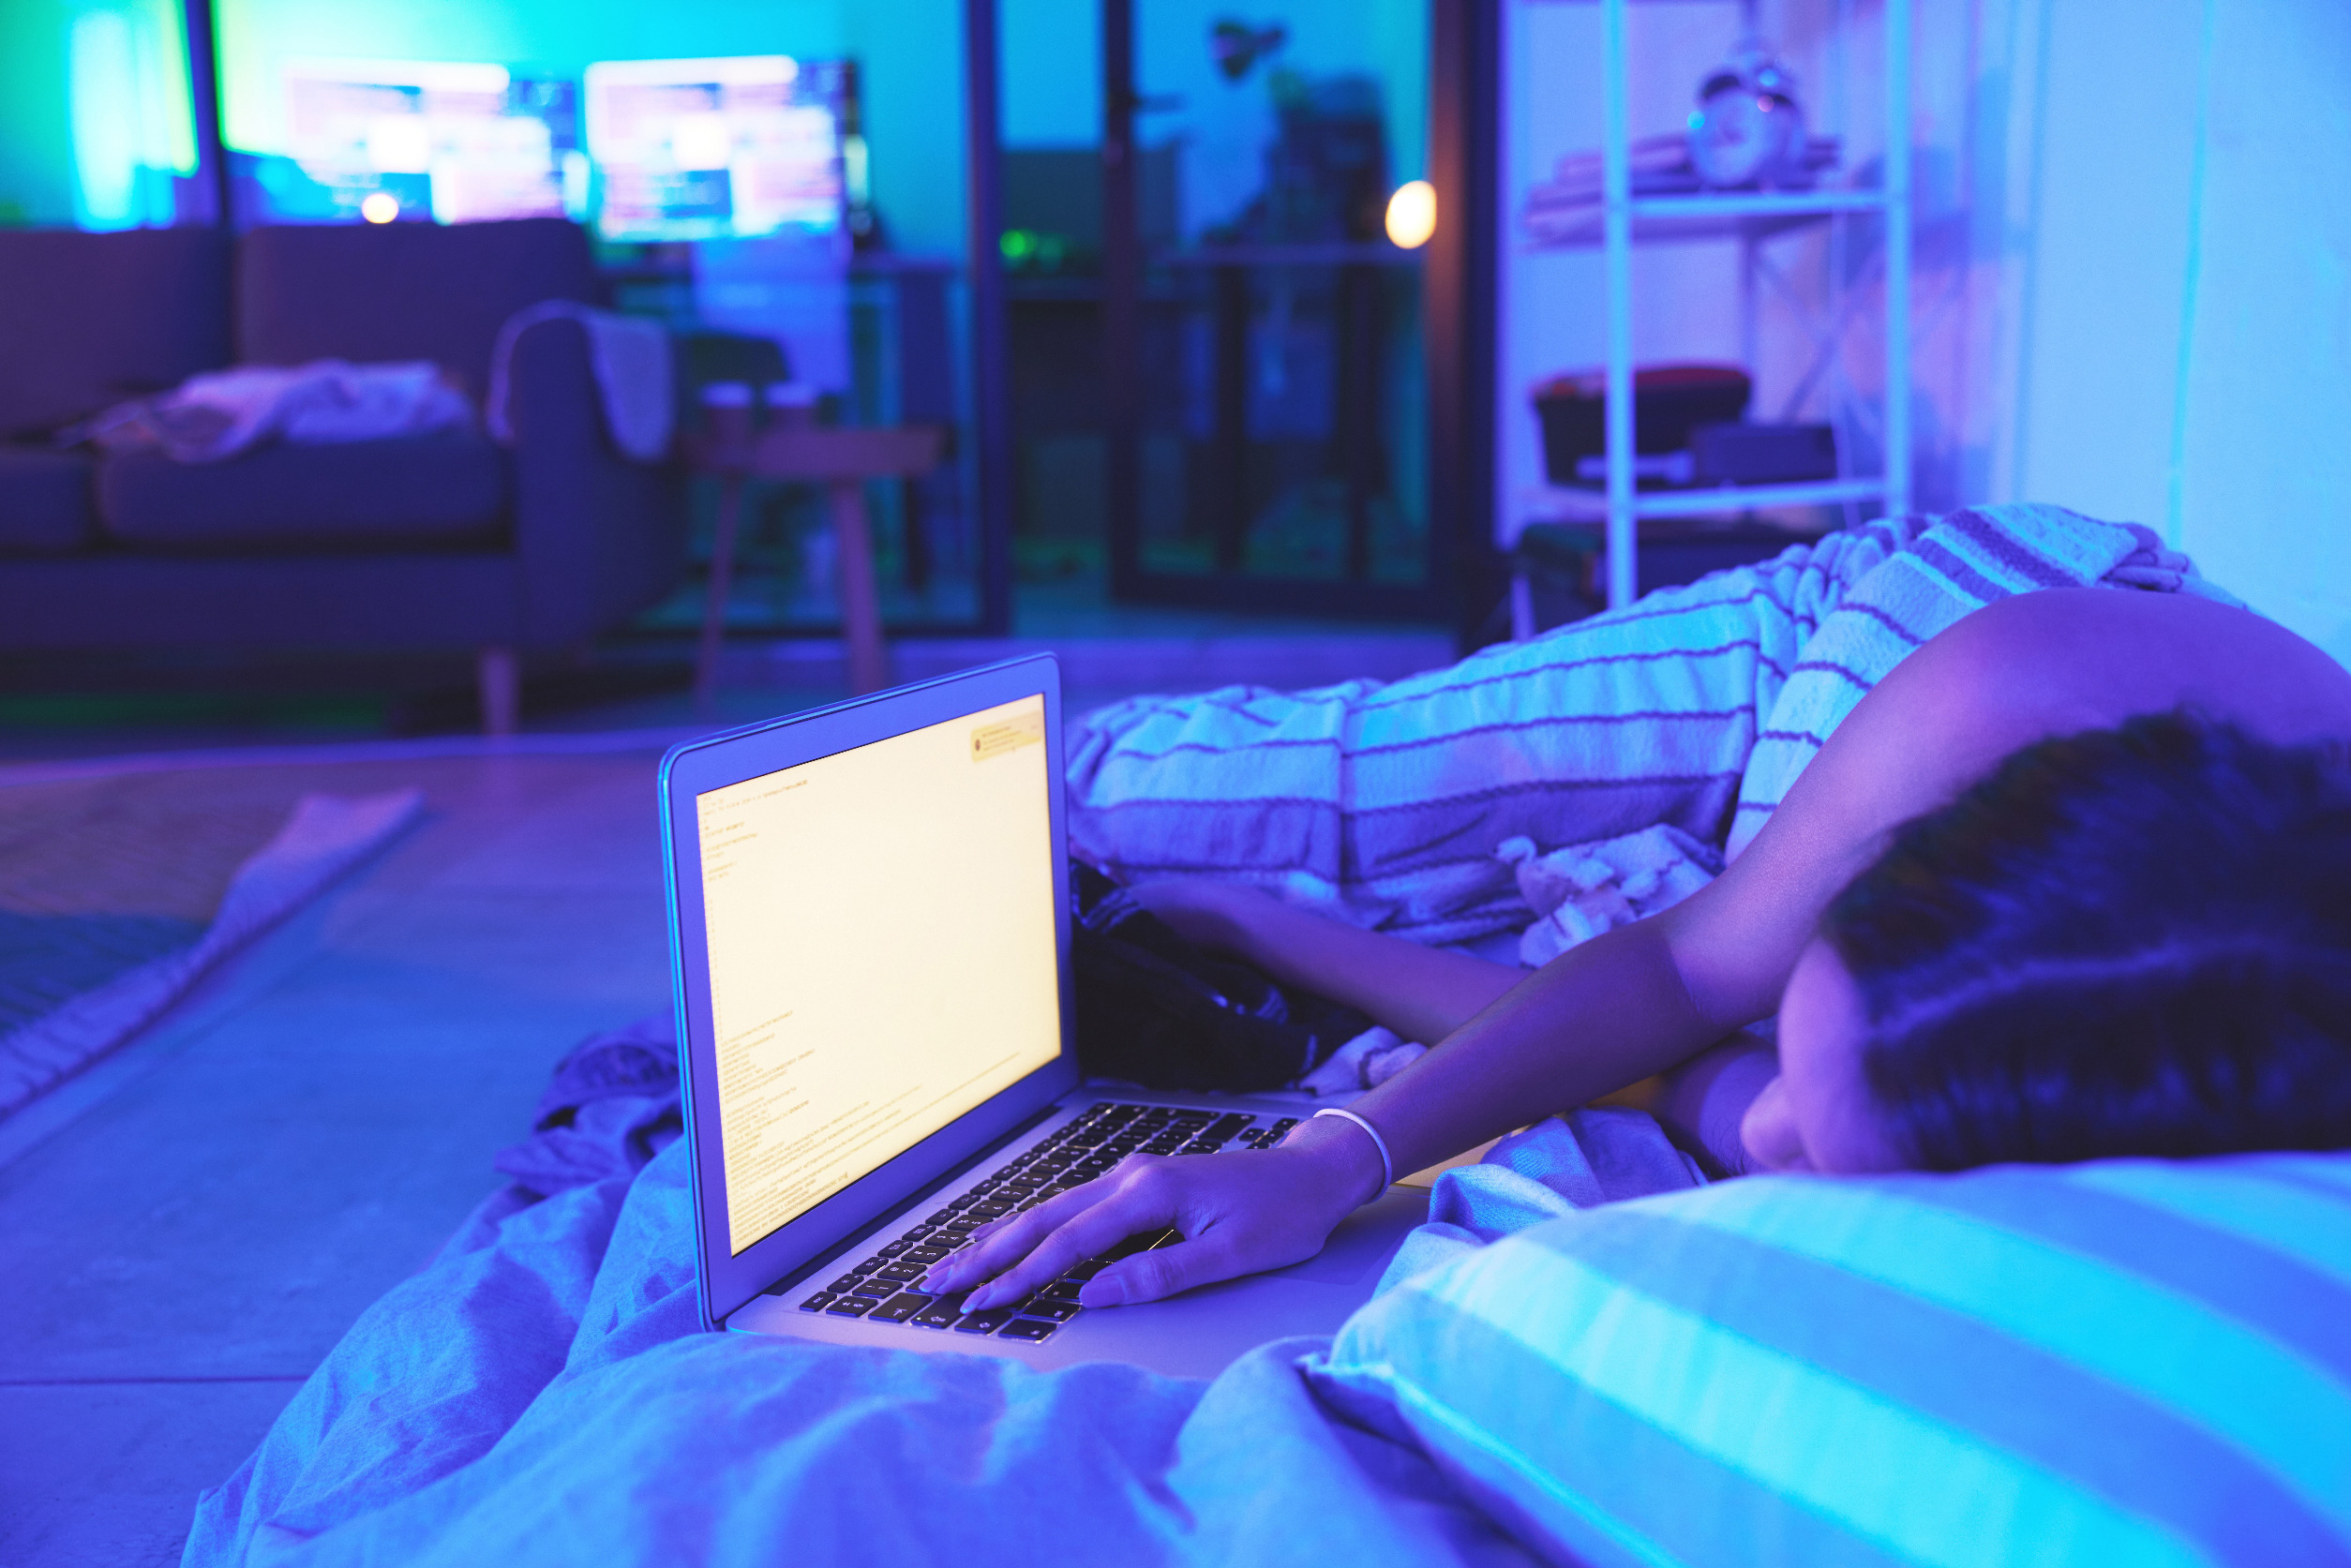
[{"x1": 681, "y1": 425, "x2": 947, "y2": 706}]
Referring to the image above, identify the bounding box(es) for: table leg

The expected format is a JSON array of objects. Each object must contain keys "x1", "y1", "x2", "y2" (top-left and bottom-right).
[
  {"x1": 696, "y1": 473, "x2": 745, "y2": 713},
  {"x1": 1211, "y1": 262, "x2": 1250, "y2": 574},
  {"x1": 830, "y1": 477, "x2": 890, "y2": 694}
]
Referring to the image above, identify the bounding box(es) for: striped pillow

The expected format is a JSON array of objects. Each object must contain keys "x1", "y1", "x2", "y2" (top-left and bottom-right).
[{"x1": 1303, "y1": 1154, "x2": 2351, "y2": 1567}]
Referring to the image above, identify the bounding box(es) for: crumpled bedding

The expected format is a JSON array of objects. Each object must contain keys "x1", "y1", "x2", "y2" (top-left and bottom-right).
[{"x1": 185, "y1": 1049, "x2": 1700, "y2": 1567}]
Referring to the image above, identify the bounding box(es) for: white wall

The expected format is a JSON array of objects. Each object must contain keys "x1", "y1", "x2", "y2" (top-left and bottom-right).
[
  {"x1": 1988, "y1": 0, "x2": 2351, "y2": 661},
  {"x1": 1495, "y1": 0, "x2": 2351, "y2": 665}
]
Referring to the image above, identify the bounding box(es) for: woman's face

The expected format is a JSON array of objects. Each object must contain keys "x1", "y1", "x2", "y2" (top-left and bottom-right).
[{"x1": 1742, "y1": 939, "x2": 1908, "y2": 1173}]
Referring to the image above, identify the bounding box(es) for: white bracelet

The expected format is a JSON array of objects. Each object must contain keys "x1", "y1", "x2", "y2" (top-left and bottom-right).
[{"x1": 1310, "y1": 1107, "x2": 1395, "y2": 1196}]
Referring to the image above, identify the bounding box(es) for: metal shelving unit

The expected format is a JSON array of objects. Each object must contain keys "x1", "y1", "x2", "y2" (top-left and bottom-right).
[{"x1": 1515, "y1": 0, "x2": 1911, "y2": 617}]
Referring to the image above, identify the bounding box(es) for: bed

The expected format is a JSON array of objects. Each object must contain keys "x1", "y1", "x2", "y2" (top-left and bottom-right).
[{"x1": 184, "y1": 1024, "x2": 2351, "y2": 1567}]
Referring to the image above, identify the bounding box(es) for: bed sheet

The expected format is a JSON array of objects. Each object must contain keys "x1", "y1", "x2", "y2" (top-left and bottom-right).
[{"x1": 183, "y1": 1127, "x2": 1559, "y2": 1568}]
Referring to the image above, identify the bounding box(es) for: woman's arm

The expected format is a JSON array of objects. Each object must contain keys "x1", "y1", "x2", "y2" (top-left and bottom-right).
[
  {"x1": 1129, "y1": 879, "x2": 1524, "y2": 1044},
  {"x1": 930, "y1": 905, "x2": 1749, "y2": 1312},
  {"x1": 934, "y1": 590, "x2": 2306, "y2": 1311}
]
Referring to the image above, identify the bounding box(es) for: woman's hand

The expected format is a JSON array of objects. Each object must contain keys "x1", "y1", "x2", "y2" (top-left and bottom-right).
[{"x1": 920, "y1": 1114, "x2": 1385, "y2": 1309}]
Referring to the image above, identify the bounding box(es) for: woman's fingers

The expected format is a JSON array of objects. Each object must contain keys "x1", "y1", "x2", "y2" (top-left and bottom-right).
[
  {"x1": 1078, "y1": 1224, "x2": 1251, "y2": 1307},
  {"x1": 925, "y1": 1141, "x2": 1371, "y2": 1311},
  {"x1": 942, "y1": 1174, "x2": 1177, "y2": 1310}
]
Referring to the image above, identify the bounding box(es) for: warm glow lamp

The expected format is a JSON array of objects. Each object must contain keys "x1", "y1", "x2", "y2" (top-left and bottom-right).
[
  {"x1": 1385, "y1": 179, "x2": 1435, "y2": 249},
  {"x1": 360, "y1": 192, "x2": 401, "y2": 224}
]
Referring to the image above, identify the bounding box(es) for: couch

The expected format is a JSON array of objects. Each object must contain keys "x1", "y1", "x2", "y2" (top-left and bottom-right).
[{"x1": 0, "y1": 218, "x2": 687, "y2": 733}]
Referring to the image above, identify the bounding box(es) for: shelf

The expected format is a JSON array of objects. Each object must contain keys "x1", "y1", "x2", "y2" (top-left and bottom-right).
[
  {"x1": 1503, "y1": 0, "x2": 1911, "y2": 614},
  {"x1": 1524, "y1": 187, "x2": 1886, "y2": 251},
  {"x1": 1523, "y1": 475, "x2": 1886, "y2": 523},
  {"x1": 1157, "y1": 243, "x2": 1424, "y2": 269},
  {"x1": 1634, "y1": 188, "x2": 1887, "y2": 220}
]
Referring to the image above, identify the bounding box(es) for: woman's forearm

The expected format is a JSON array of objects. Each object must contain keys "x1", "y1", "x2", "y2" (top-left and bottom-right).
[
  {"x1": 1344, "y1": 915, "x2": 1729, "y2": 1174},
  {"x1": 1215, "y1": 896, "x2": 1526, "y2": 1044}
]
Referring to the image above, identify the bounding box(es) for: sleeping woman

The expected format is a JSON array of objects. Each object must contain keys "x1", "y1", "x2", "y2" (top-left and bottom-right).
[{"x1": 924, "y1": 586, "x2": 2351, "y2": 1310}]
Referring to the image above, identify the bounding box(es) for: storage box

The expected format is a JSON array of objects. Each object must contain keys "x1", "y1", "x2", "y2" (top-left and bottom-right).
[
  {"x1": 1689, "y1": 421, "x2": 1838, "y2": 485},
  {"x1": 1533, "y1": 365, "x2": 1750, "y2": 485}
]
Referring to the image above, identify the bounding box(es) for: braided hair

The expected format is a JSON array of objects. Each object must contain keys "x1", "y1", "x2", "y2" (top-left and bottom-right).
[{"x1": 1821, "y1": 710, "x2": 2351, "y2": 1170}]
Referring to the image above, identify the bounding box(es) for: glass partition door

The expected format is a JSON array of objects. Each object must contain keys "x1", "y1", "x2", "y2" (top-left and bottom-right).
[{"x1": 1101, "y1": 0, "x2": 1443, "y2": 615}]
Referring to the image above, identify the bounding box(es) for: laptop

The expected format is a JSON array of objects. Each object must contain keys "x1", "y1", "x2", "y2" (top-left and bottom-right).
[{"x1": 659, "y1": 653, "x2": 1427, "y2": 1378}]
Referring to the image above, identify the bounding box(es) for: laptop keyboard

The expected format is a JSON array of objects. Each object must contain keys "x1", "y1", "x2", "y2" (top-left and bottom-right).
[{"x1": 787, "y1": 1100, "x2": 1299, "y2": 1344}]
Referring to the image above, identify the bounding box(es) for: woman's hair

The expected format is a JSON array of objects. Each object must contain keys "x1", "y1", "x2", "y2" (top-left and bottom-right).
[{"x1": 1821, "y1": 709, "x2": 2351, "y2": 1171}]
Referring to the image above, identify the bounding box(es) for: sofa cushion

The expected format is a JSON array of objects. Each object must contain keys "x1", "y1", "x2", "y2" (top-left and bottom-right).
[
  {"x1": 97, "y1": 431, "x2": 509, "y2": 552},
  {"x1": 0, "y1": 448, "x2": 97, "y2": 554},
  {"x1": 0, "y1": 228, "x2": 231, "y2": 441},
  {"x1": 237, "y1": 218, "x2": 596, "y2": 404}
]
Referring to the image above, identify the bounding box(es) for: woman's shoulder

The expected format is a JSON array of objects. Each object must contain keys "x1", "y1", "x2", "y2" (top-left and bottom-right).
[
  {"x1": 1676, "y1": 588, "x2": 2350, "y2": 1013},
  {"x1": 1919, "y1": 588, "x2": 2351, "y2": 751}
]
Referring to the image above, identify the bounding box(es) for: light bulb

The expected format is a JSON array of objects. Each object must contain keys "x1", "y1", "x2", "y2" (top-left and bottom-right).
[
  {"x1": 1385, "y1": 180, "x2": 1435, "y2": 249},
  {"x1": 360, "y1": 192, "x2": 400, "y2": 224}
]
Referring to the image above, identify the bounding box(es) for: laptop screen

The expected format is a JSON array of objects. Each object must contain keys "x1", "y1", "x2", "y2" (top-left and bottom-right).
[{"x1": 693, "y1": 693, "x2": 1061, "y2": 1256}]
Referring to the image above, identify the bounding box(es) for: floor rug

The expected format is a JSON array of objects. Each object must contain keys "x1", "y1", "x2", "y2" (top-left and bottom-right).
[{"x1": 0, "y1": 767, "x2": 426, "y2": 1118}]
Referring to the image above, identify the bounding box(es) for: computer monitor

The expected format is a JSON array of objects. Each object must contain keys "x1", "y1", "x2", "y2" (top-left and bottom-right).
[
  {"x1": 277, "y1": 57, "x2": 577, "y2": 226},
  {"x1": 583, "y1": 55, "x2": 844, "y2": 243}
]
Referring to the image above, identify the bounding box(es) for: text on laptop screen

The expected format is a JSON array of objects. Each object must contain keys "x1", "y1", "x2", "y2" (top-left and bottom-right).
[{"x1": 696, "y1": 694, "x2": 1059, "y2": 1255}]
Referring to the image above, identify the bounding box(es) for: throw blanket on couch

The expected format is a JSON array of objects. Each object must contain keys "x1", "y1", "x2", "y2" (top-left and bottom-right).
[
  {"x1": 70, "y1": 362, "x2": 473, "y2": 463},
  {"x1": 484, "y1": 301, "x2": 675, "y2": 462},
  {"x1": 1067, "y1": 504, "x2": 2235, "y2": 948}
]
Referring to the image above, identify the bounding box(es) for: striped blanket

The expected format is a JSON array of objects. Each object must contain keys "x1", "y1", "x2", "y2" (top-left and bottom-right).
[{"x1": 1068, "y1": 504, "x2": 2232, "y2": 948}]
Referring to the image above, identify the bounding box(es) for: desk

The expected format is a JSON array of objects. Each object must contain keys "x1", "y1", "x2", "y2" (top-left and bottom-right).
[{"x1": 681, "y1": 426, "x2": 947, "y2": 704}]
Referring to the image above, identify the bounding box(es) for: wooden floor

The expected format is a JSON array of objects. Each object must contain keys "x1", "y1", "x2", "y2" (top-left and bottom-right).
[{"x1": 0, "y1": 750, "x2": 675, "y2": 1566}]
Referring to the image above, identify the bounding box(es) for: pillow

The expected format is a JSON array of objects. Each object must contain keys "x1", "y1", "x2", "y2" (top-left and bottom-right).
[{"x1": 1303, "y1": 1153, "x2": 2351, "y2": 1567}]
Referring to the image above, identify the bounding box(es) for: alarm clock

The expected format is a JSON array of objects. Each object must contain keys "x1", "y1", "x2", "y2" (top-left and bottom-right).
[{"x1": 1687, "y1": 42, "x2": 1808, "y2": 189}]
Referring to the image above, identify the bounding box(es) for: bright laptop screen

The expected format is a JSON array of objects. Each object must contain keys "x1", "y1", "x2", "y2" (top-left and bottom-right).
[{"x1": 695, "y1": 694, "x2": 1060, "y2": 1256}]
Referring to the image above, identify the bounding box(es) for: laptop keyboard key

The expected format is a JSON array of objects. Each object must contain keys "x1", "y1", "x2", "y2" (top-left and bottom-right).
[
  {"x1": 825, "y1": 1296, "x2": 876, "y2": 1318},
  {"x1": 800, "y1": 1292, "x2": 838, "y2": 1313},
  {"x1": 1017, "y1": 1297, "x2": 1081, "y2": 1322},
  {"x1": 911, "y1": 1298, "x2": 966, "y2": 1330},
  {"x1": 952, "y1": 1309, "x2": 1016, "y2": 1335},
  {"x1": 1100, "y1": 1229, "x2": 1169, "y2": 1261},
  {"x1": 828, "y1": 1273, "x2": 869, "y2": 1293},
  {"x1": 844, "y1": 1277, "x2": 894, "y2": 1300},
  {"x1": 868, "y1": 1292, "x2": 932, "y2": 1324},
  {"x1": 997, "y1": 1318, "x2": 1060, "y2": 1342}
]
